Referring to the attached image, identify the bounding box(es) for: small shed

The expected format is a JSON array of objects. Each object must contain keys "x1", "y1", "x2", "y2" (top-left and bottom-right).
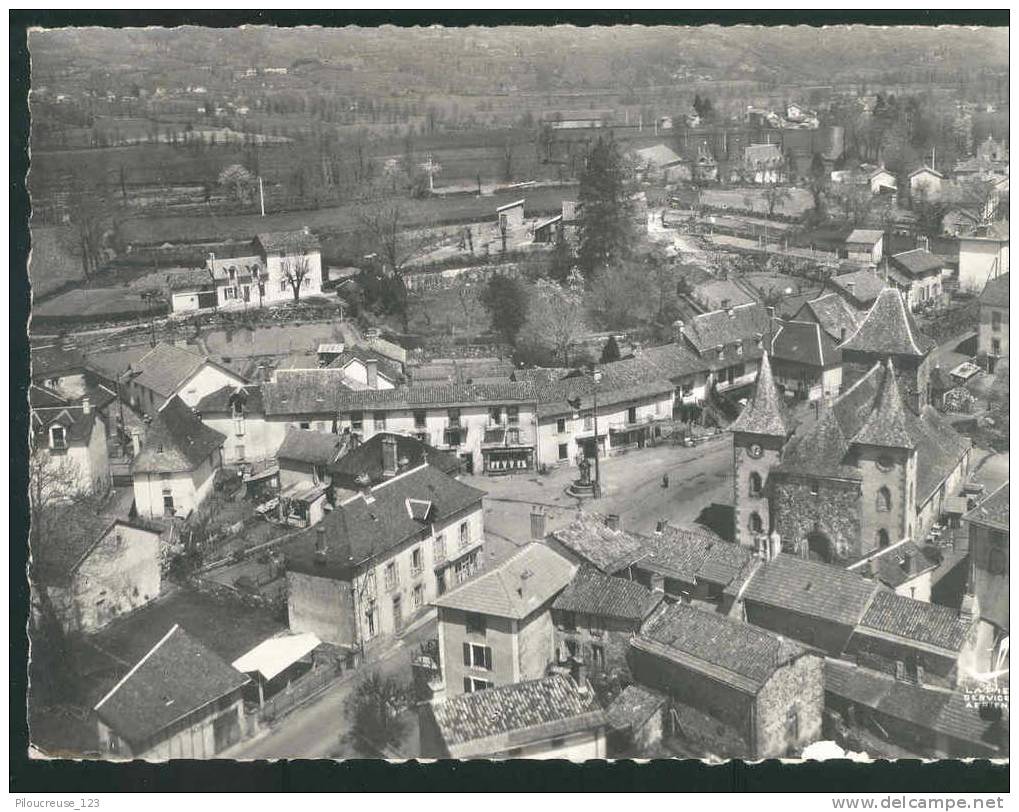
[
  {"x1": 232, "y1": 632, "x2": 322, "y2": 707},
  {"x1": 496, "y1": 199, "x2": 525, "y2": 231}
]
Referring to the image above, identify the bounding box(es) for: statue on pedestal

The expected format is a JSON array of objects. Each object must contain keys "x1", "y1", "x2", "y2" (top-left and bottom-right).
[{"x1": 578, "y1": 455, "x2": 592, "y2": 485}]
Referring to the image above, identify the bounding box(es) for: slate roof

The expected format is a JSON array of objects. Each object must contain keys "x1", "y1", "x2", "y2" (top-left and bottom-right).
[
  {"x1": 829, "y1": 270, "x2": 886, "y2": 308},
  {"x1": 845, "y1": 229, "x2": 884, "y2": 246},
  {"x1": 276, "y1": 428, "x2": 345, "y2": 466},
  {"x1": 328, "y1": 432, "x2": 460, "y2": 483},
  {"x1": 857, "y1": 590, "x2": 972, "y2": 653},
  {"x1": 839, "y1": 287, "x2": 935, "y2": 357},
  {"x1": 802, "y1": 294, "x2": 863, "y2": 336},
  {"x1": 131, "y1": 396, "x2": 226, "y2": 474},
  {"x1": 637, "y1": 526, "x2": 752, "y2": 588},
  {"x1": 909, "y1": 406, "x2": 972, "y2": 505},
  {"x1": 979, "y1": 273, "x2": 1010, "y2": 308},
  {"x1": 638, "y1": 343, "x2": 712, "y2": 381},
  {"x1": 33, "y1": 513, "x2": 163, "y2": 586},
  {"x1": 849, "y1": 361, "x2": 915, "y2": 449},
  {"x1": 681, "y1": 302, "x2": 771, "y2": 356},
  {"x1": 848, "y1": 540, "x2": 936, "y2": 590},
  {"x1": 532, "y1": 356, "x2": 676, "y2": 419},
  {"x1": 285, "y1": 464, "x2": 486, "y2": 580},
  {"x1": 634, "y1": 143, "x2": 684, "y2": 168},
  {"x1": 165, "y1": 268, "x2": 215, "y2": 291},
  {"x1": 740, "y1": 555, "x2": 880, "y2": 627},
  {"x1": 633, "y1": 602, "x2": 808, "y2": 694},
  {"x1": 255, "y1": 229, "x2": 321, "y2": 254},
  {"x1": 549, "y1": 514, "x2": 650, "y2": 574},
  {"x1": 94, "y1": 625, "x2": 248, "y2": 749},
  {"x1": 427, "y1": 674, "x2": 606, "y2": 758},
  {"x1": 83, "y1": 345, "x2": 153, "y2": 384},
  {"x1": 605, "y1": 684, "x2": 667, "y2": 732},
  {"x1": 432, "y1": 542, "x2": 576, "y2": 619},
  {"x1": 131, "y1": 343, "x2": 218, "y2": 399},
  {"x1": 888, "y1": 249, "x2": 945, "y2": 278},
  {"x1": 728, "y1": 353, "x2": 790, "y2": 437},
  {"x1": 744, "y1": 143, "x2": 783, "y2": 166},
  {"x1": 770, "y1": 321, "x2": 840, "y2": 368},
  {"x1": 31, "y1": 402, "x2": 100, "y2": 446},
  {"x1": 29, "y1": 384, "x2": 70, "y2": 409},
  {"x1": 32, "y1": 345, "x2": 87, "y2": 380},
  {"x1": 964, "y1": 482, "x2": 1009, "y2": 532},
  {"x1": 195, "y1": 384, "x2": 264, "y2": 415},
  {"x1": 551, "y1": 566, "x2": 662, "y2": 622},
  {"x1": 825, "y1": 660, "x2": 1007, "y2": 754}
]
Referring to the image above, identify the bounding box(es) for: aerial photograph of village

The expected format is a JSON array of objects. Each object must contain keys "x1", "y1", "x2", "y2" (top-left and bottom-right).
[{"x1": 21, "y1": 22, "x2": 1008, "y2": 766}]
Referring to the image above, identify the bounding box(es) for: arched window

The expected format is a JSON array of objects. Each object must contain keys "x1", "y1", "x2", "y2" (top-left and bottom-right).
[
  {"x1": 876, "y1": 486, "x2": 892, "y2": 513},
  {"x1": 748, "y1": 472, "x2": 763, "y2": 498},
  {"x1": 749, "y1": 512, "x2": 764, "y2": 533},
  {"x1": 877, "y1": 529, "x2": 890, "y2": 548}
]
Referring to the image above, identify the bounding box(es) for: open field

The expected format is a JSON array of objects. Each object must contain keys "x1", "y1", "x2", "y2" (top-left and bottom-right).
[
  {"x1": 404, "y1": 286, "x2": 494, "y2": 343},
  {"x1": 32, "y1": 286, "x2": 152, "y2": 319},
  {"x1": 699, "y1": 186, "x2": 814, "y2": 218},
  {"x1": 28, "y1": 226, "x2": 85, "y2": 296}
]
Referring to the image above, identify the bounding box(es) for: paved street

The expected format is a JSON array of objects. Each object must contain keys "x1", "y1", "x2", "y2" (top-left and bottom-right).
[{"x1": 466, "y1": 434, "x2": 734, "y2": 567}]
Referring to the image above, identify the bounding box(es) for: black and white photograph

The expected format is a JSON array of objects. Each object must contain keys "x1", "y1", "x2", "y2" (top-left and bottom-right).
[{"x1": 15, "y1": 16, "x2": 1009, "y2": 779}]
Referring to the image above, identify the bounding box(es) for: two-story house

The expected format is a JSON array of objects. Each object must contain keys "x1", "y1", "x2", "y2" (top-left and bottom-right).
[
  {"x1": 963, "y1": 482, "x2": 1008, "y2": 657},
  {"x1": 31, "y1": 390, "x2": 112, "y2": 499},
  {"x1": 285, "y1": 463, "x2": 486, "y2": 649},
  {"x1": 977, "y1": 273, "x2": 1009, "y2": 370},
  {"x1": 208, "y1": 228, "x2": 323, "y2": 308},
  {"x1": 131, "y1": 396, "x2": 226, "y2": 520},
  {"x1": 958, "y1": 221, "x2": 1009, "y2": 294},
  {"x1": 844, "y1": 229, "x2": 884, "y2": 265},
  {"x1": 31, "y1": 344, "x2": 89, "y2": 400},
  {"x1": 550, "y1": 566, "x2": 663, "y2": 676},
  {"x1": 674, "y1": 303, "x2": 772, "y2": 396},
  {"x1": 433, "y1": 542, "x2": 576, "y2": 698},
  {"x1": 124, "y1": 342, "x2": 247, "y2": 414},
  {"x1": 768, "y1": 320, "x2": 842, "y2": 402},
  {"x1": 885, "y1": 248, "x2": 947, "y2": 311}
]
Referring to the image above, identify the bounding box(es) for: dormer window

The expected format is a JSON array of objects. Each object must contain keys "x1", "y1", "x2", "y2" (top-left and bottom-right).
[
  {"x1": 717, "y1": 346, "x2": 725, "y2": 361},
  {"x1": 49, "y1": 425, "x2": 67, "y2": 450},
  {"x1": 736, "y1": 344, "x2": 744, "y2": 357},
  {"x1": 228, "y1": 266, "x2": 236, "y2": 280}
]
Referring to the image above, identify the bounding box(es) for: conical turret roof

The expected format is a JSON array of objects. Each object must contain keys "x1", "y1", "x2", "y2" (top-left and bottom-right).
[
  {"x1": 850, "y1": 360, "x2": 915, "y2": 450},
  {"x1": 778, "y1": 403, "x2": 856, "y2": 479},
  {"x1": 729, "y1": 352, "x2": 789, "y2": 437},
  {"x1": 839, "y1": 287, "x2": 935, "y2": 358}
]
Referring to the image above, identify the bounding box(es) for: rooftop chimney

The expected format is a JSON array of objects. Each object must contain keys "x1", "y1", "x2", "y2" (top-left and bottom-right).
[
  {"x1": 900, "y1": 551, "x2": 913, "y2": 573},
  {"x1": 529, "y1": 506, "x2": 547, "y2": 540},
  {"x1": 314, "y1": 526, "x2": 327, "y2": 560},
  {"x1": 605, "y1": 514, "x2": 621, "y2": 532},
  {"x1": 671, "y1": 319, "x2": 685, "y2": 343},
  {"x1": 366, "y1": 359, "x2": 379, "y2": 389},
  {"x1": 846, "y1": 281, "x2": 855, "y2": 295},
  {"x1": 381, "y1": 435, "x2": 398, "y2": 478},
  {"x1": 81, "y1": 396, "x2": 91, "y2": 415}
]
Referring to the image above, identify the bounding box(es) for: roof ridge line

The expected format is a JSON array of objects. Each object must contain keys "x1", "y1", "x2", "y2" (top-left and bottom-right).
[{"x1": 94, "y1": 623, "x2": 181, "y2": 711}]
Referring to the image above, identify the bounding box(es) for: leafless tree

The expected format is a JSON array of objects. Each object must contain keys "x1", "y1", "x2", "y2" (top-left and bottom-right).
[
  {"x1": 518, "y1": 279, "x2": 589, "y2": 366},
  {"x1": 762, "y1": 184, "x2": 793, "y2": 219},
  {"x1": 280, "y1": 255, "x2": 313, "y2": 302},
  {"x1": 218, "y1": 163, "x2": 255, "y2": 205}
]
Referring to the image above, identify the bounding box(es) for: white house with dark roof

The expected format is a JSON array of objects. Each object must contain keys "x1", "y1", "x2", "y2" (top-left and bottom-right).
[
  {"x1": 419, "y1": 673, "x2": 607, "y2": 759},
  {"x1": 125, "y1": 342, "x2": 247, "y2": 413},
  {"x1": 958, "y1": 220, "x2": 1009, "y2": 294},
  {"x1": 31, "y1": 389, "x2": 112, "y2": 499},
  {"x1": 433, "y1": 542, "x2": 576, "y2": 698},
  {"x1": 94, "y1": 624, "x2": 249, "y2": 759},
  {"x1": 844, "y1": 229, "x2": 885, "y2": 265},
  {"x1": 674, "y1": 302, "x2": 772, "y2": 395},
  {"x1": 884, "y1": 248, "x2": 947, "y2": 311},
  {"x1": 131, "y1": 396, "x2": 226, "y2": 519},
  {"x1": 768, "y1": 320, "x2": 842, "y2": 402},
  {"x1": 908, "y1": 166, "x2": 944, "y2": 200},
  {"x1": 284, "y1": 463, "x2": 487, "y2": 650}
]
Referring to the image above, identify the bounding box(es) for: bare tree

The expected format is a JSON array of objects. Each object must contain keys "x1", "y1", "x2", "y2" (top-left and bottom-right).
[
  {"x1": 64, "y1": 175, "x2": 112, "y2": 281},
  {"x1": 280, "y1": 255, "x2": 313, "y2": 302},
  {"x1": 218, "y1": 163, "x2": 255, "y2": 205},
  {"x1": 762, "y1": 184, "x2": 793, "y2": 219},
  {"x1": 831, "y1": 181, "x2": 875, "y2": 227},
  {"x1": 518, "y1": 279, "x2": 589, "y2": 366}
]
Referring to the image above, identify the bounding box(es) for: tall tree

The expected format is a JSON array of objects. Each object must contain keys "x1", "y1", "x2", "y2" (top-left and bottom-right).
[
  {"x1": 517, "y1": 280, "x2": 588, "y2": 367},
  {"x1": 480, "y1": 274, "x2": 529, "y2": 345},
  {"x1": 576, "y1": 136, "x2": 635, "y2": 279},
  {"x1": 600, "y1": 335, "x2": 621, "y2": 363}
]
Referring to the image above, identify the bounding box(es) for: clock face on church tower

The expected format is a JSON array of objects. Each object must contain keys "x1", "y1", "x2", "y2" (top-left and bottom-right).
[{"x1": 747, "y1": 443, "x2": 763, "y2": 459}]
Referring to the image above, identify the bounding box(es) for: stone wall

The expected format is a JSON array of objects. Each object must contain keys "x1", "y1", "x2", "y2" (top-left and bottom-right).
[
  {"x1": 552, "y1": 613, "x2": 637, "y2": 675},
  {"x1": 754, "y1": 652, "x2": 825, "y2": 758},
  {"x1": 842, "y1": 630, "x2": 960, "y2": 688},
  {"x1": 732, "y1": 432, "x2": 786, "y2": 548},
  {"x1": 771, "y1": 474, "x2": 861, "y2": 563},
  {"x1": 517, "y1": 604, "x2": 557, "y2": 683},
  {"x1": 743, "y1": 600, "x2": 857, "y2": 657},
  {"x1": 286, "y1": 570, "x2": 357, "y2": 646}
]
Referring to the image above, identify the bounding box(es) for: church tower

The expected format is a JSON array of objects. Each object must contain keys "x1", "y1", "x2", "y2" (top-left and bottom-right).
[{"x1": 729, "y1": 352, "x2": 791, "y2": 549}]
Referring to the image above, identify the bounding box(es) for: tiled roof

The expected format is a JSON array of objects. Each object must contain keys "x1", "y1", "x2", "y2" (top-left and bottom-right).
[
  {"x1": 910, "y1": 406, "x2": 972, "y2": 505},
  {"x1": 681, "y1": 302, "x2": 771, "y2": 355},
  {"x1": 165, "y1": 267, "x2": 215, "y2": 291},
  {"x1": 84, "y1": 345, "x2": 153, "y2": 384},
  {"x1": 31, "y1": 344, "x2": 87, "y2": 380},
  {"x1": 979, "y1": 273, "x2": 1009, "y2": 308},
  {"x1": 909, "y1": 166, "x2": 943, "y2": 180},
  {"x1": 637, "y1": 342, "x2": 712, "y2": 381},
  {"x1": 728, "y1": 353, "x2": 790, "y2": 437},
  {"x1": 634, "y1": 143, "x2": 684, "y2": 167},
  {"x1": 549, "y1": 514, "x2": 649, "y2": 573},
  {"x1": 94, "y1": 625, "x2": 248, "y2": 748},
  {"x1": 285, "y1": 464, "x2": 486, "y2": 579},
  {"x1": 276, "y1": 428, "x2": 345, "y2": 466},
  {"x1": 533, "y1": 360, "x2": 675, "y2": 418},
  {"x1": 328, "y1": 432, "x2": 460, "y2": 483},
  {"x1": 740, "y1": 555, "x2": 880, "y2": 627},
  {"x1": 428, "y1": 674, "x2": 605, "y2": 757},
  {"x1": 638, "y1": 526, "x2": 752, "y2": 589},
  {"x1": 744, "y1": 143, "x2": 783, "y2": 166},
  {"x1": 840, "y1": 287, "x2": 935, "y2": 357},
  {"x1": 824, "y1": 659, "x2": 1006, "y2": 753},
  {"x1": 964, "y1": 482, "x2": 1009, "y2": 532},
  {"x1": 847, "y1": 540, "x2": 936, "y2": 590},
  {"x1": 551, "y1": 566, "x2": 662, "y2": 622},
  {"x1": 261, "y1": 370, "x2": 360, "y2": 414},
  {"x1": 634, "y1": 602, "x2": 808, "y2": 694},
  {"x1": 30, "y1": 403, "x2": 99, "y2": 447},
  {"x1": 845, "y1": 229, "x2": 884, "y2": 245},
  {"x1": 255, "y1": 229, "x2": 321, "y2": 254},
  {"x1": 778, "y1": 403, "x2": 857, "y2": 480},
  {"x1": 858, "y1": 590, "x2": 973, "y2": 653},
  {"x1": 326, "y1": 345, "x2": 403, "y2": 383},
  {"x1": 850, "y1": 361, "x2": 915, "y2": 449},
  {"x1": 131, "y1": 396, "x2": 226, "y2": 474},
  {"x1": 195, "y1": 383, "x2": 264, "y2": 415},
  {"x1": 888, "y1": 249, "x2": 945, "y2": 278},
  {"x1": 29, "y1": 384, "x2": 69, "y2": 409},
  {"x1": 605, "y1": 684, "x2": 667, "y2": 732},
  {"x1": 432, "y1": 542, "x2": 576, "y2": 619},
  {"x1": 33, "y1": 513, "x2": 163, "y2": 586},
  {"x1": 829, "y1": 270, "x2": 886, "y2": 307},
  {"x1": 770, "y1": 321, "x2": 840, "y2": 368},
  {"x1": 130, "y1": 343, "x2": 212, "y2": 399}
]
